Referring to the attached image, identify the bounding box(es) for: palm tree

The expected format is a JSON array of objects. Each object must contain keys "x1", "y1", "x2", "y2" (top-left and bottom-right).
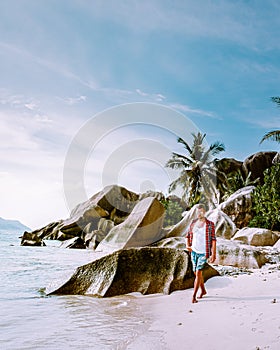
[
  {"x1": 260, "y1": 97, "x2": 280, "y2": 144},
  {"x1": 165, "y1": 132, "x2": 225, "y2": 208}
]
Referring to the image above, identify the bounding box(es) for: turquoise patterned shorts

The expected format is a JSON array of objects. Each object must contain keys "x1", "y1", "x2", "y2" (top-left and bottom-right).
[{"x1": 191, "y1": 251, "x2": 207, "y2": 271}]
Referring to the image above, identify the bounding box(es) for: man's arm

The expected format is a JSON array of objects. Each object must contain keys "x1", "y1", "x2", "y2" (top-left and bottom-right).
[
  {"x1": 209, "y1": 239, "x2": 216, "y2": 263},
  {"x1": 185, "y1": 222, "x2": 193, "y2": 252},
  {"x1": 185, "y1": 236, "x2": 192, "y2": 252}
]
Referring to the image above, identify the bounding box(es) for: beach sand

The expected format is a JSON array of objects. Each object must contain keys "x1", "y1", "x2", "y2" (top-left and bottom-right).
[{"x1": 129, "y1": 264, "x2": 280, "y2": 350}]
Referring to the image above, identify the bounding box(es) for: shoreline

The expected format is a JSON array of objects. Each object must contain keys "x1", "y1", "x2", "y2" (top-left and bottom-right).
[{"x1": 128, "y1": 264, "x2": 280, "y2": 350}]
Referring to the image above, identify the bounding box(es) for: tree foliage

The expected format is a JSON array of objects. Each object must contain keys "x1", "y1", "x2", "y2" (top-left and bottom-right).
[
  {"x1": 249, "y1": 164, "x2": 280, "y2": 231},
  {"x1": 260, "y1": 96, "x2": 280, "y2": 144},
  {"x1": 222, "y1": 170, "x2": 259, "y2": 200},
  {"x1": 271, "y1": 96, "x2": 280, "y2": 106},
  {"x1": 161, "y1": 199, "x2": 185, "y2": 227},
  {"x1": 165, "y1": 132, "x2": 225, "y2": 207},
  {"x1": 260, "y1": 130, "x2": 280, "y2": 144}
]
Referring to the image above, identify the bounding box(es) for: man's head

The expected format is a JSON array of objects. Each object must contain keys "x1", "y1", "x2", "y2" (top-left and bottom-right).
[{"x1": 197, "y1": 204, "x2": 206, "y2": 220}]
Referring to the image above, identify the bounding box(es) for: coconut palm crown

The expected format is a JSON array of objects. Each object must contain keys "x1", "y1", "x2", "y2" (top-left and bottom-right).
[{"x1": 166, "y1": 132, "x2": 225, "y2": 207}]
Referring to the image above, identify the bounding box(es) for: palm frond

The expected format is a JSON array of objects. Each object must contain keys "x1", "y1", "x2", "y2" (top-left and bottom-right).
[
  {"x1": 209, "y1": 141, "x2": 226, "y2": 156},
  {"x1": 171, "y1": 152, "x2": 193, "y2": 165},
  {"x1": 260, "y1": 130, "x2": 280, "y2": 144},
  {"x1": 271, "y1": 96, "x2": 280, "y2": 107},
  {"x1": 165, "y1": 158, "x2": 188, "y2": 170},
  {"x1": 191, "y1": 133, "x2": 206, "y2": 158},
  {"x1": 177, "y1": 137, "x2": 193, "y2": 154},
  {"x1": 200, "y1": 141, "x2": 225, "y2": 166},
  {"x1": 168, "y1": 172, "x2": 190, "y2": 193},
  {"x1": 191, "y1": 132, "x2": 206, "y2": 145}
]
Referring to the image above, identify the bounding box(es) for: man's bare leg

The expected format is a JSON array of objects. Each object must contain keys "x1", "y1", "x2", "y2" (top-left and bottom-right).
[
  {"x1": 192, "y1": 270, "x2": 203, "y2": 303},
  {"x1": 198, "y1": 274, "x2": 207, "y2": 299}
]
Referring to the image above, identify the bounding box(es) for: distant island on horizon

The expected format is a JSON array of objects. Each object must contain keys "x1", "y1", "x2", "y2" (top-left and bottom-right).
[{"x1": 0, "y1": 217, "x2": 31, "y2": 232}]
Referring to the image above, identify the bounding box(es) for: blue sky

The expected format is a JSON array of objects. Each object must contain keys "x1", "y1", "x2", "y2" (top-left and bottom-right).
[{"x1": 0, "y1": 0, "x2": 279, "y2": 229}]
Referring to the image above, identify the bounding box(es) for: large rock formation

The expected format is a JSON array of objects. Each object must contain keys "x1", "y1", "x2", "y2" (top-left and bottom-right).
[
  {"x1": 96, "y1": 197, "x2": 165, "y2": 253},
  {"x1": 233, "y1": 227, "x2": 280, "y2": 247},
  {"x1": 152, "y1": 236, "x2": 269, "y2": 269},
  {"x1": 242, "y1": 151, "x2": 277, "y2": 182},
  {"x1": 219, "y1": 186, "x2": 255, "y2": 228},
  {"x1": 21, "y1": 185, "x2": 176, "y2": 248},
  {"x1": 216, "y1": 238, "x2": 268, "y2": 268},
  {"x1": 31, "y1": 221, "x2": 63, "y2": 240},
  {"x1": 61, "y1": 185, "x2": 139, "y2": 235},
  {"x1": 206, "y1": 209, "x2": 237, "y2": 239},
  {"x1": 21, "y1": 231, "x2": 46, "y2": 247},
  {"x1": 151, "y1": 237, "x2": 186, "y2": 250},
  {"x1": 215, "y1": 157, "x2": 243, "y2": 176},
  {"x1": 47, "y1": 247, "x2": 219, "y2": 297},
  {"x1": 273, "y1": 152, "x2": 280, "y2": 164},
  {"x1": 139, "y1": 190, "x2": 165, "y2": 202},
  {"x1": 59, "y1": 237, "x2": 86, "y2": 249},
  {"x1": 21, "y1": 185, "x2": 140, "y2": 247},
  {"x1": 165, "y1": 205, "x2": 198, "y2": 238}
]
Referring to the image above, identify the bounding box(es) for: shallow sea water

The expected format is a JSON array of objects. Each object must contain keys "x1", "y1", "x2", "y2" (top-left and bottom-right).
[{"x1": 0, "y1": 230, "x2": 164, "y2": 350}]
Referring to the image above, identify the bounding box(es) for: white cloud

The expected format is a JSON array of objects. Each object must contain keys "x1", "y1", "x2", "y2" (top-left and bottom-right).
[
  {"x1": 0, "y1": 90, "x2": 26, "y2": 108},
  {"x1": 79, "y1": 0, "x2": 280, "y2": 49},
  {"x1": 0, "y1": 108, "x2": 71, "y2": 228},
  {"x1": 136, "y1": 89, "x2": 148, "y2": 97},
  {"x1": 0, "y1": 115, "x2": 39, "y2": 152},
  {"x1": 0, "y1": 44, "x2": 134, "y2": 104},
  {"x1": 169, "y1": 103, "x2": 220, "y2": 119},
  {"x1": 136, "y1": 89, "x2": 166, "y2": 102},
  {"x1": 24, "y1": 102, "x2": 37, "y2": 110},
  {"x1": 248, "y1": 116, "x2": 280, "y2": 130},
  {"x1": 0, "y1": 89, "x2": 42, "y2": 114},
  {"x1": 0, "y1": 41, "x2": 97, "y2": 89},
  {"x1": 156, "y1": 93, "x2": 166, "y2": 102},
  {"x1": 34, "y1": 114, "x2": 53, "y2": 124},
  {"x1": 60, "y1": 95, "x2": 87, "y2": 105}
]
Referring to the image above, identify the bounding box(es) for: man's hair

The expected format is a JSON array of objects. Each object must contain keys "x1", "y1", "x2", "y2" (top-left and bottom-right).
[{"x1": 197, "y1": 203, "x2": 206, "y2": 211}]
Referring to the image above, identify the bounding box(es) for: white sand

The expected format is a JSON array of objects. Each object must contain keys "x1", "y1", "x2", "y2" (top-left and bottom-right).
[{"x1": 129, "y1": 265, "x2": 280, "y2": 350}]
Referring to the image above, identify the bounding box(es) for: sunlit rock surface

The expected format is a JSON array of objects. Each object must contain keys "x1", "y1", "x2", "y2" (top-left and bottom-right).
[
  {"x1": 219, "y1": 186, "x2": 255, "y2": 228},
  {"x1": 216, "y1": 238, "x2": 268, "y2": 268},
  {"x1": 96, "y1": 197, "x2": 165, "y2": 253},
  {"x1": 48, "y1": 247, "x2": 219, "y2": 297},
  {"x1": 233, "y1": 227, "x2": 280, "y2": 246},
  {"x1": 206, "y1": 209, "x2": 237, "y2": 239}
]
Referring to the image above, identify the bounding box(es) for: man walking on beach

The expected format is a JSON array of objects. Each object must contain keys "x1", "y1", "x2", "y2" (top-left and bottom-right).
[{"x1": 186, "y1": 204, "x2": 216, "y2": 303}]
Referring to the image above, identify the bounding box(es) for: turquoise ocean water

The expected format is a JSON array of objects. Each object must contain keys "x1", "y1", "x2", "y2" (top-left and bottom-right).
[{"x1": 0, "y1": 230, "x2": 161, "y2": 350}]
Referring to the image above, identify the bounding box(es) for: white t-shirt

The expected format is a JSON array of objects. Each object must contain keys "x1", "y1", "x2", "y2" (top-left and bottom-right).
[{"x1": 192, "y1": 221, "x2": 206, "y2": 254}]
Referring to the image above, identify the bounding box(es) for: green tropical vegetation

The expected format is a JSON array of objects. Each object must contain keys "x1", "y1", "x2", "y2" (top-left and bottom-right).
[
  {"x1": 249, "y1": 164, "x2": 280, "y2": 231},
  {"x1": 161, "y1": 199, "x2": 185, "y2": 227},
  {"x1": 260, "y1": 97, "x2": 280, "y2": 144},
  {"x1": 260, "y1": 130, "x2": 280, "y2": 144},
  {"x1": 165, "y1": 96, "x2": 279, "y2": 231},
  {"x1": 271, "y1": 96, "x2": 280, "y2": 106},
  {"x1": 222, "y1": 170, "x2": 259, "y2": 200},
  {"x1": 165, "y1": 132, "x2": 225, "y2": 208}
]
